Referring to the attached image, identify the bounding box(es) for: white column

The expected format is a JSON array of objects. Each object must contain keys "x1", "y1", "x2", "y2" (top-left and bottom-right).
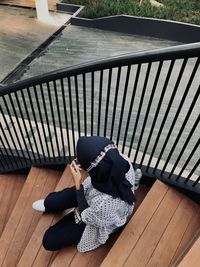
[{"x1": 35, "y1": 0, "x2": 50, "y2": 21}]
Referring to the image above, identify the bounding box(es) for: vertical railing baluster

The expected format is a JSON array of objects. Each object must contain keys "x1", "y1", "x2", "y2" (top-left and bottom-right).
[
  {"x1": 60, "y1": 78, "x2": 72, "y2": 160},
  {"x1": 13, "y1": 93, "x2": 32, "y2": 162},
  {"x1": 82, "y1": 73, "x2": 87, "y2": 136},
  {"x1": 74, "y1": 75, "x2": 81, "y2": 137},
  {"x1": 15, "y1": 91, "x2": 35, "y2": 162},
  {"x1": 184, "y1": 158, "x2": 200, "y2": 185},
  {"x1": 0, "y1": 100, "x2": 23, "y2": 166},
  {"x1": 162, "y1": 87, "x2": 200, "y2": 176},
  {"x1": 128, "y1": 63, "x2": 151, "y2": 157},
  {"x1": 3, "y1": 95, "x2": 27, "y2": 161},
  {"x1": 33, "y1": 85, "x2": 50, "y2": 161},
  {"x1": 176, "y1": 137, "x2": 200, "y2": 181},
  {"x1": 21, "y1": 89, "x2": 40, "y2": 162},
  {"x1": 134, "y1": 61, "x2": 163, "y2": 164},
  {"x1": 139, "y1": 60, "x2": 175, "y2": 167},
  {"x1": 27, "y1": 87, "x2": 45, "y2": 163},
  {"x1": 147, "y1": 58, "x2": 188, "y2": 170},
  {"x1": 123, "y1": 64, "x2": 141, "y2": 153},
  {"x1": 39, "y1": 84, "x2": 55, "y2": 161},
  {"x1": 0, "y1": 148, "x2": 7, "y2": 170},
  {"x1": 53, "y1": 80, "x2": 65, "y2": 161},
  {"x1": 68, "y1": 76, "x2": 76, "y2": 153},
  {"x1": 116, "y1": 65, "x2": 131, "y2": 146},
  {"x1": 8, "y1": 94, "x2": 30, "y2": 163},
  {"x1": 91, "y1": 72, "x2": 94, "y2": 136},
  {"x1": 0, "y1": 121, "x2": 20, "y2": 168},
  {"x1": 154, "y1": 58, "x2": 199, "y2": 172},
  {"x1": 104, "y1": 69, "x2": 112, "y2": 137},
  {"x1": 193, "y1": 173, "x2": 200, "y2": 187},
  {"x1": 97, "y1": 70, "x2": 103, "y2": 136},
  {"x1": 0, "y1": 132, "x2": 16, "y2": 169},
  {"x1": 47, "y1": 82, "x2": 61, "y2": 159},
  {"x1": 110, "y1": 67, "x2": 121, "y2": 140}
]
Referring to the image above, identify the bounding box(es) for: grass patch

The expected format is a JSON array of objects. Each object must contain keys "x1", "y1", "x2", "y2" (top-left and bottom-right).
[{"x1": 63, "y1": 0, "x2": 200, "y2": 25}]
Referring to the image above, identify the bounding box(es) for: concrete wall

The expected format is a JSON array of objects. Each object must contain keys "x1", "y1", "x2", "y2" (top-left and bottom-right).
[{"x1": 71, "y1": 15, "x2": 200, "y2": 43}]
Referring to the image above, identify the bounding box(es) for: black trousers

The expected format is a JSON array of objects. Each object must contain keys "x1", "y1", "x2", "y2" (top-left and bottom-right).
[{"x1": 43, "y1": 187, "x2": 86, "y2": 251}]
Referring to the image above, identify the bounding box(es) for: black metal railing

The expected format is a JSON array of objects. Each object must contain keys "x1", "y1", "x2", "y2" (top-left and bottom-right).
[{"x1": 0, "y1": 42, "x2": 200, "y2": 195}]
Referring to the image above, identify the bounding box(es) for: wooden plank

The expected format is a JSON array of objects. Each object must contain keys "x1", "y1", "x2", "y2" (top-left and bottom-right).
[
  {"x1": 170, "y1": 206, "x2": 200, "y2": 266},
  {"x1": 0, "y1": 174, "x2": 25, "y2": 236},
  {"x1": 50, "y1": 234, "x2": 115, "y2": 267},
  {"x1": 4, "y1": 169, "x2": 59, "y2": 267},
  {"x1": 5, "y1": 175, "x2": 26, "y2": 224},
  {"x1": 31, "y1": 243, "x2": 59, "y2": 267},
  {"x1": 17, "y1": 214, "x2": 56, "y2": 267},
  {"x1": 0, "y1": 168, "x2": 39, "y2": 265},
  {"x1": 69, "y1": 251, "x2": 96, "y2": 267},
  {"x1": 100, "y1": 180, "x2": 169, "y2": 267},
  {"x1": 32, "y1": 172, "x2": 75, "y2": 267},
  {"x1": 50, "y1": 247, "x2": 77, "y2": 267},
  {"x1": 0, "y1": 175, "x2": 10, "y2": 235},
  {"x1": 70, "y1": 236, "x2": 117, "y2": 267},
  {"x1": 146, "y1": 197, "x2": 198, "y2": 267},
  {"x1": 18, "y1": 166, "x2": 74, "y2": 267},
  {"x1": 21, "y1": 170, "x2": 61, "y2": 254},
  {"x1": 123, "y1": 186, "x2": 182, "y2": 267},
  {"x1": 0, "y1": 167, "x2": 61, "y2": 267},
  {"x1": 177, "y1": 235, "x2": 200, "y2": 267},
  {"x1": 85, "y1": 236, "x2": 118, "y2": 267}
]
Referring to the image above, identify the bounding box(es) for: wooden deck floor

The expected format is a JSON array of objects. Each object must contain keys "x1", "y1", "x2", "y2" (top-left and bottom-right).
[
  {"x1": 0, "y1": 168, "x2": 199, "y2": 267},
  {"x1": 101, "y1": 180, "x2": 200, "y2": 267},
  {"x1": 177, "y1": 235, "x2": 200, "y2": 267},
  {"x1": 0, "y1": 174, "x2": 26, "y2": 236},
  {"x1": 0, "y1": 168, "x2": 61, "y2": 267}
]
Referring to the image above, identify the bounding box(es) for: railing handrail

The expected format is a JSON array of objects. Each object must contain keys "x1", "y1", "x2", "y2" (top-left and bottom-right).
[
  {"x1": 1, "y1": 39, "x2": 199, "y2": 200},
  {"x1": 1, "y1": 42, "x2": 200, "y2": 96}
]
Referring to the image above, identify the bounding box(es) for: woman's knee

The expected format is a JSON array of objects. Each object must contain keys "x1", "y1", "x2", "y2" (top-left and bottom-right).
[
  {"x1": 42, "y1": 228, "x2": 58, "y2": 251},
  {"x1": 44, "y1": 192, "x2": 64, "y2": 213},
  {"x1": 44, "y1": 188, "x2": 77, "y2": 213}
]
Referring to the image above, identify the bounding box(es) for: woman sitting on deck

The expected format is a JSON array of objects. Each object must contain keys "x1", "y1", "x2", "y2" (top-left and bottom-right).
[{"x1": 32, "y1": 136, "x2": 141, "y2": 252}]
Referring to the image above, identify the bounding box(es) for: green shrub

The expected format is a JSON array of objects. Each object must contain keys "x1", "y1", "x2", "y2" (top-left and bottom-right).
[{"x1": 64, "y1": 0, "x2": 200, "y2": 25}]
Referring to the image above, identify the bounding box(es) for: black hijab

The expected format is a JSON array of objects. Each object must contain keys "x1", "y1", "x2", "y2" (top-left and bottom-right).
[{"x1": 76, "y1": 136, "x2": 135, "y2": 205}]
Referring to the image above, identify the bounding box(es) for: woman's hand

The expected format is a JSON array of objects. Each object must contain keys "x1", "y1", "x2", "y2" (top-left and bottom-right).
[{"x1": 69, "y1": 161, "x2": 84, "y2": 190}]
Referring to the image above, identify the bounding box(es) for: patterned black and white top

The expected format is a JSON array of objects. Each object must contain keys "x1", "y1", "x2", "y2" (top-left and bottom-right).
[{"x1": 77, "y1": 155, "x2": 135, "y2": 252}]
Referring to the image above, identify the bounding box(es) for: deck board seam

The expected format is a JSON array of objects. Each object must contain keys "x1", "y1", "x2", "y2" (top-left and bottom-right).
[
  {"x1": 0, "y1": 169, "x2": 41, "y2": 266},
  {"x1": 144, "y1": 194, "x2": 183, "y2": 267},
  {"x1": 122, "y1": 183, "x2": 170, "y2": 267}
]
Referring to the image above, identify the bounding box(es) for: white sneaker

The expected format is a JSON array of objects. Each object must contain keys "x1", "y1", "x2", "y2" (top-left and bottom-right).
[
  {"x1": 32, "y1": 199, "x2": 45, "y2": 212},
  {"x1": 135, "y1": 169, "x2": 142, "y2": 190}
]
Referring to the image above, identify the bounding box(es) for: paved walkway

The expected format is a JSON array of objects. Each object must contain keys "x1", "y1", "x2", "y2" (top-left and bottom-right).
[
  {"x1": 21, "y1": 24, "x2": 179, "y2": 80},
  {"x1": 0, "y1": 5, "x2": 70, "y2": 82}
]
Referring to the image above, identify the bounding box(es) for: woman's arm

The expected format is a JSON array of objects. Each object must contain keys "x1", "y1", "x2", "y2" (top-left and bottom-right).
[
  {"x1": 76, "y1": 185, "x2": 89, "y2": 213},
  {"x1": 69, "y1": 162, "x2": 89, "y2": 213},
  {"x1": 69, "y1": 161, "x2": 87, "y2": 189}
]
